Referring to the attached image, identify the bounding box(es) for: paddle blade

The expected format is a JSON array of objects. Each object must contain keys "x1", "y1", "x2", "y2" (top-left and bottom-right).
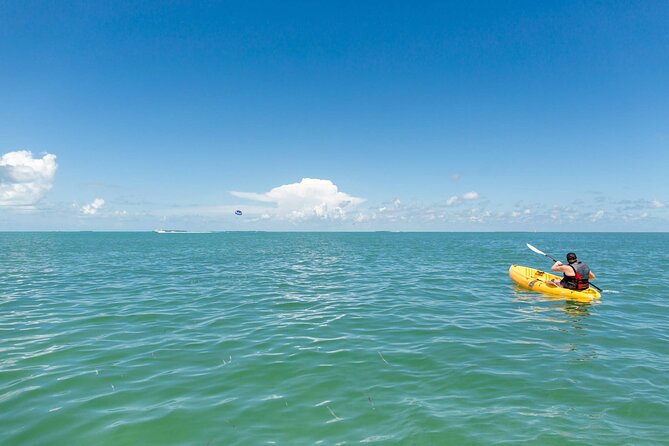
[
  {"x1": 527, "y1": 243, "x2": 559, "y2": 263},
  {"x1": 526, "y1": 243, "x2": 546, "y2": 256}
]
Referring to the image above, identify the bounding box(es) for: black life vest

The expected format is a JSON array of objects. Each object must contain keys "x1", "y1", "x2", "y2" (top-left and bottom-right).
[{"x1": 560, "y1": 261, "x2": 590, "y2": 290}]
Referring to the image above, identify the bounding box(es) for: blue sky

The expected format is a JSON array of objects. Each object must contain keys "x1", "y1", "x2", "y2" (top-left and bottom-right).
[{"x1": 1, "y1": 1, "x2": 668, "y2": 231}]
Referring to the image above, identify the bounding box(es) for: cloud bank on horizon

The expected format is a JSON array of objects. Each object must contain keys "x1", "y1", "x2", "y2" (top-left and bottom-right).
[
  {"x1": 0, "y1": 150, "x2": 58, "y2": 207},
  {"x1": 0, "y1": 149, "x2": 666, "y2": 230}
]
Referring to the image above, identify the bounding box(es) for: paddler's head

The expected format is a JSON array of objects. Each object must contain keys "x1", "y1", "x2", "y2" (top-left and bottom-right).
[{"x1": 566, "y1": 252, "x2": 577, "y2": 264}]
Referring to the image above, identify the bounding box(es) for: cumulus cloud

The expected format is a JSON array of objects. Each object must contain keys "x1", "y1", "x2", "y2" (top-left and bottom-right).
[
  {"x1": 511, "y1": 209, "x2": 531, "y2": 218},
  {"x1": 81, "y1": 198, "x2": 105, "y2": 215},
  {"x1": 446, "y1": 191, "x2": 479, "y2": 207},
  {"x1": 378, "y1": 198, "x2": 401, "y2": 213},
  {"x1": 590, "y1": 209, "x2": 605, "y2": 222},
  {"x1": 231, "y1": 178, "x2": 365, "y2": 221},
  {"x1": 0, "y1": 150, "x2": 58, "y2": 206},
  {"x1": 446, "y1": 195, "x2": 459, "y2": 206}
]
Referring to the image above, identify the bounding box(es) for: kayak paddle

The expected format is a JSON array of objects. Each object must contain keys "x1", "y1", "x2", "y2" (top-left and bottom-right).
[
  {"x1": 526, "y1": 243, "x2": 558, "y2": 263},
  {"x1": 526, "y1": 243, "x2": 602, "y2": 292}
]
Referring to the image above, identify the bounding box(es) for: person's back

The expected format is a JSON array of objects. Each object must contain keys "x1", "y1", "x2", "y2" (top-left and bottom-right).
[{"x1": 549, "y1": 252, "x2": 596, "y2": 290}]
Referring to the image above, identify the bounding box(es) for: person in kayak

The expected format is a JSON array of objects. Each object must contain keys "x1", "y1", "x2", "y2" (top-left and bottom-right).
[{"x1": 547, "y1": 252, "x2": 595, "y2": 290}]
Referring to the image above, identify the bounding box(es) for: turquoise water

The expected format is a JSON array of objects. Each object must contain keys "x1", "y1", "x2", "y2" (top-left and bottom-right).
[{"x1": 1, "y1": 232, "x2": 668, "y2": 445}]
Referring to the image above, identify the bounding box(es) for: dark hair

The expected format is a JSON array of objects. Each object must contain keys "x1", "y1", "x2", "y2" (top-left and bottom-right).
[{"x1": 566, "y1": 252, "x2": 577, "y2": 263}]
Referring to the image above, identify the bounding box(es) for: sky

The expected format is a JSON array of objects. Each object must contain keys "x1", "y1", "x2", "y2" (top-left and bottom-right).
[{"x1": 1, "y1": 0, "x2": 668, "y2": 231}]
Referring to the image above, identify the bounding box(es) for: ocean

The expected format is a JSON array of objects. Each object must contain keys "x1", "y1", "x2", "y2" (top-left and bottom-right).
[{"x1": 1, "y1": 232, "x2": 668, "y2": 445}]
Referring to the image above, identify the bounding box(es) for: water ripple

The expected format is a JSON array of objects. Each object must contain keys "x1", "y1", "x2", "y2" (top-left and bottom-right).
[{"x1": 1, "y1": 232, "x2": 668, "y2": 444}]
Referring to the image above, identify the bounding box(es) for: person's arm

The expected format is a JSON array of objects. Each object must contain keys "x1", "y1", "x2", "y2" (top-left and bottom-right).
[
  {"x1": 589, "y1": 271, "x2": 596, "y2": 279},
  {"x1": 551, "y1": 261, "x2": 564, "y2": 272}
]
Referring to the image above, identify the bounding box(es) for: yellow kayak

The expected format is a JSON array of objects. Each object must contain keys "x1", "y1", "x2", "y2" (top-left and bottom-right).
[{"x1": 509, "y1": 264, "x2": 601, "y2": 302}]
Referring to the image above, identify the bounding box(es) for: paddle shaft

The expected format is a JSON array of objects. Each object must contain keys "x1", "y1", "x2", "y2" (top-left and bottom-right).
[
  {"x1": 586, "y1": 281, "x2": 603, "y2": 292},
  {"x1": 542, "y1": 253, "x2": 559, "y2": 263}
]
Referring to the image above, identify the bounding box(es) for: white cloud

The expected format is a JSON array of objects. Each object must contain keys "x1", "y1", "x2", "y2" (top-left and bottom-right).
[
  {"x1": 446, "y1": 191, "x2": 479, "y2": 206},
  {"x1": 231, "y1": 178, "x2": 365, "y2": 221},
  {"x1": 81, "y1": 198, "x2": 105, "y2": 215},
  {"x1": 0, "y1": 150, "x2": 58, "y2": 206},
  {"x1": 651, "y1": 199, "x2": 665, "y2": 209},
  {"x1": 378, "y1": 198, "x2": 401, "y2": 213},
  {"x1": 589, "y1": 210, "x2": 605, "y2": 222},
  {"x1": 446, "y1": 195, "x2": 459, "y2": 206}
]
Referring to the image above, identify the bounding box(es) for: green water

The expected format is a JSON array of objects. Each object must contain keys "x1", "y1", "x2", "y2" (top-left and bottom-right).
[{"x1": 1, "y1": 232, "x2": 668, "y2": 445}]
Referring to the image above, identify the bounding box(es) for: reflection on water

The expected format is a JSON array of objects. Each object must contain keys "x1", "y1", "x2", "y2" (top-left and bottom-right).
[
  {"x1": 560, "y1": 302, "x2": 600, "y2": 362},
  {"x1": 562, "y1": 300, "x2": 591, "y2": 320},
  {"x1": 512, "y1": 288, "x2": 599, "y2": 362},
  {"x1": 512, "y1": 286, "x2": 594, "y2": 321}
]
